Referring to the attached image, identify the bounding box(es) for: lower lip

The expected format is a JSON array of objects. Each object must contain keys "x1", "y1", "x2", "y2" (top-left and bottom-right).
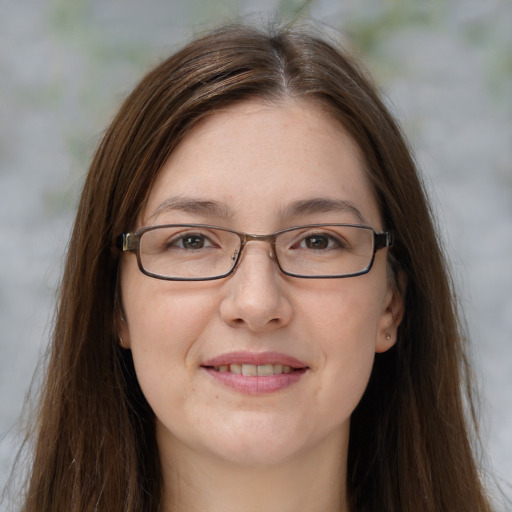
[{"x1": 203, "y1": 368, "x2": 307, "y2": 395}]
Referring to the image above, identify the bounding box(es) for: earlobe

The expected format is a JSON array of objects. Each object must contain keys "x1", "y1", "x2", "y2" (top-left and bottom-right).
[{"x1": 375, "y1": 272, "x2": 406, "y2": 353}]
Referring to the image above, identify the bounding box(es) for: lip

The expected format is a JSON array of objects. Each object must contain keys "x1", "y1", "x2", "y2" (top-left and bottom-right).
[
  {"x1": 201, "y1": 351, "x2": 309, "y2": 395},
  {"x1": 202, "y1": 351, "x2": 308, "y2": 368}
]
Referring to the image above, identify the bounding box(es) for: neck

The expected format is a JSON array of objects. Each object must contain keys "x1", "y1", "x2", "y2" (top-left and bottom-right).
[{"x1": 159, "y1": 432, "x2": 349, "y2": 512}]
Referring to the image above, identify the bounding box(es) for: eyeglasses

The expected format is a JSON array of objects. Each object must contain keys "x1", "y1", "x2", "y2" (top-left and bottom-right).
[{"x1": 116, "y1": 224, "x2": 393, "y2": 281}]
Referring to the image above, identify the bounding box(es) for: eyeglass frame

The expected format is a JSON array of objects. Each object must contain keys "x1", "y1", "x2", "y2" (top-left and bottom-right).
[{"x1": 115, "y1": 223, "x2": 394, "y2": 281}]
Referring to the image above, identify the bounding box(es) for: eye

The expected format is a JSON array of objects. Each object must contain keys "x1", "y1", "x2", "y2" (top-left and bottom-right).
[
  {"x1": 168, "y1": 232, "x2": 215, "y2": 250},
  {"x1": 298, "y1": 233, "x2": 343, "y2": 250}
]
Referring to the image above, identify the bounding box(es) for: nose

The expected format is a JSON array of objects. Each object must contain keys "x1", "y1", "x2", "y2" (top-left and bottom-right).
[{"x1": 219, "y1": 242, "x2": 293, "y2": 332}]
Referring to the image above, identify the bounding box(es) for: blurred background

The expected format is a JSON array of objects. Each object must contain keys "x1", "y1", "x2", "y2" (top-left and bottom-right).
[{"x1": 1, "y1": 0, "x2": 511, "y2": 509}]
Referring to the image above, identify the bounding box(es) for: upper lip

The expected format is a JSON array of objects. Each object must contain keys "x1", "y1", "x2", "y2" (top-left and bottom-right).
[{"x1": 202, "y1": 351, "x2": 308, "y2": 369}]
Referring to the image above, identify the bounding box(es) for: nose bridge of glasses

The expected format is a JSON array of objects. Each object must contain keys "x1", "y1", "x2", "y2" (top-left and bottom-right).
[{"x1": 238, "y1": 233, "x2": 277, "y2": 260}]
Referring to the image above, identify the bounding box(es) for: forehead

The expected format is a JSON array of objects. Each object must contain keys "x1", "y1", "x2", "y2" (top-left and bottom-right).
[{"x1": 142, "y1": 99, "x2": 381, "y2": 229}]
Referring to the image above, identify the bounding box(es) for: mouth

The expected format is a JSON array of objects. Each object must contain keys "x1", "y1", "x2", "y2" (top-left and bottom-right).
[
  {"x1": 205, "y1": 363, "x2": 299, "y2": 376},
  {"x1": 201, "y1": 352, "x2": 309, "y2": 394}
]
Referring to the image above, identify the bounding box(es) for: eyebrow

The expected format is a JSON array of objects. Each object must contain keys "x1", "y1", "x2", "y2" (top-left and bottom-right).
[
  {"x1": 148, "y1": 196, "x2": 233, "y2": 221},
  {"x1": 282, "y1": 198, "x2": 368, "y2": 224},
  {"x1": 148, "y1": 196, "x2": 367, "y2": 225}
]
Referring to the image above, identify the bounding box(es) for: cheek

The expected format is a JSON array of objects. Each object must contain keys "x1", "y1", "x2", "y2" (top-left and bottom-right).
[
  {"x1": 122, "y1": 287, "x2": 222, "y2": 429},
  {"x1": 299, "y1": 279, "x2": 384, "y2": 346},
  {"x1": 300, "y1": 281, "x2": 384, "y2": 397},
  {"x1": 122, "y1": 262, "x2": 216, "y2": 340},
  {"x1": 120, "y1": 273, "x2": 220, "y2": 384}
]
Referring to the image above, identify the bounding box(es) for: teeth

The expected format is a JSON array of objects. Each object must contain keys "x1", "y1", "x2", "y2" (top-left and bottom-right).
[
  {"x1": 242, "y1": 364, "x2": 257, "y2": 376},
  {"x1": 212, "y1": 364, "x2": 295, "y2": 375},
  {"x1": 257, "y1": 364, "x2": 274, "y2": 376},
  {"x1": 230, "y1": 363, "x2": 242, "y2": 374}
]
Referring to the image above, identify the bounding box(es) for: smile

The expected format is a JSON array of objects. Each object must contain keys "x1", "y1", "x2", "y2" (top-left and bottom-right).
[
  {"x1": 202, "y1": 352, "x2": 309, "y2": 395},
  {"x1": 212, "y1": 363, "x2": 295, "y2": 375}
]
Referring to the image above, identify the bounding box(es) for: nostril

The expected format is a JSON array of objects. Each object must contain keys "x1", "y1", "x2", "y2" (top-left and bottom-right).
[{"x1": 227, "y1": 314, "x2": 284, "y2": 330}]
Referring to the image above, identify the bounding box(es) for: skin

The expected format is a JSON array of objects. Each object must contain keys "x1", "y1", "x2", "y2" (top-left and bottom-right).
[{"x1": 119, "y1": 99, "x2": 404, "y2": 512}]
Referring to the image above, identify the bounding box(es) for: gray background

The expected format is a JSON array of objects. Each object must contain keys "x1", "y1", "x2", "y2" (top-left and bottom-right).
[{"x1": 1, "y1": 0, "x2": 511, "y2": 509}]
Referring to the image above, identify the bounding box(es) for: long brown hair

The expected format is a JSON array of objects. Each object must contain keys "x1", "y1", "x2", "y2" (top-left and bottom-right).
[{"x1": 16, "y1": 22, "x2": 493, "y2": 511}]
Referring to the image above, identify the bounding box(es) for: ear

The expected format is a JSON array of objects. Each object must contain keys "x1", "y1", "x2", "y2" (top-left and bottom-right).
[
  {"x1": 115, "y1": 287, "x2": 132, "y2": 349},
  {"x1": 375, "y1": 271, "x2": 406, "y2": 353},
  {"x1": 117, "y1": 310, "x2": 131, "y2": 349},
  {"x1": 114, "y1": 261, "x2": 132, "y2": 349}
]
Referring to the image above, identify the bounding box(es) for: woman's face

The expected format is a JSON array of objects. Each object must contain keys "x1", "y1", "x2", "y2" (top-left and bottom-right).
[{"x1": 119, "y1": 99, "x2": 402, "y2": 468}]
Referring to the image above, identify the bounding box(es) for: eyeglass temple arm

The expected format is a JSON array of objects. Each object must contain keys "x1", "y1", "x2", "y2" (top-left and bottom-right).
[
  {"x1": 375, "y1": 232, "x2": 394, "y2": 251},
  {"x1": 116, "y1": 233, "x2": 139, "y2": 252}
]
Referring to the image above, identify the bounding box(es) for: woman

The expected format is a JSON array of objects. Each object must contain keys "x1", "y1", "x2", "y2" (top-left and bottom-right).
[{"x1": 17, "y1": 23, "x2": 494, "y2": 511}]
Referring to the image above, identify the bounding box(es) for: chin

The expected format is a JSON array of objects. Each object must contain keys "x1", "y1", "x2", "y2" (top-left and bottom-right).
[
  {"x1": 196, "y1": 414, "x2": 332, "y2": 468},
  {"x1": 207, "y1": 436, "x2": 305, "y2": 468}
]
